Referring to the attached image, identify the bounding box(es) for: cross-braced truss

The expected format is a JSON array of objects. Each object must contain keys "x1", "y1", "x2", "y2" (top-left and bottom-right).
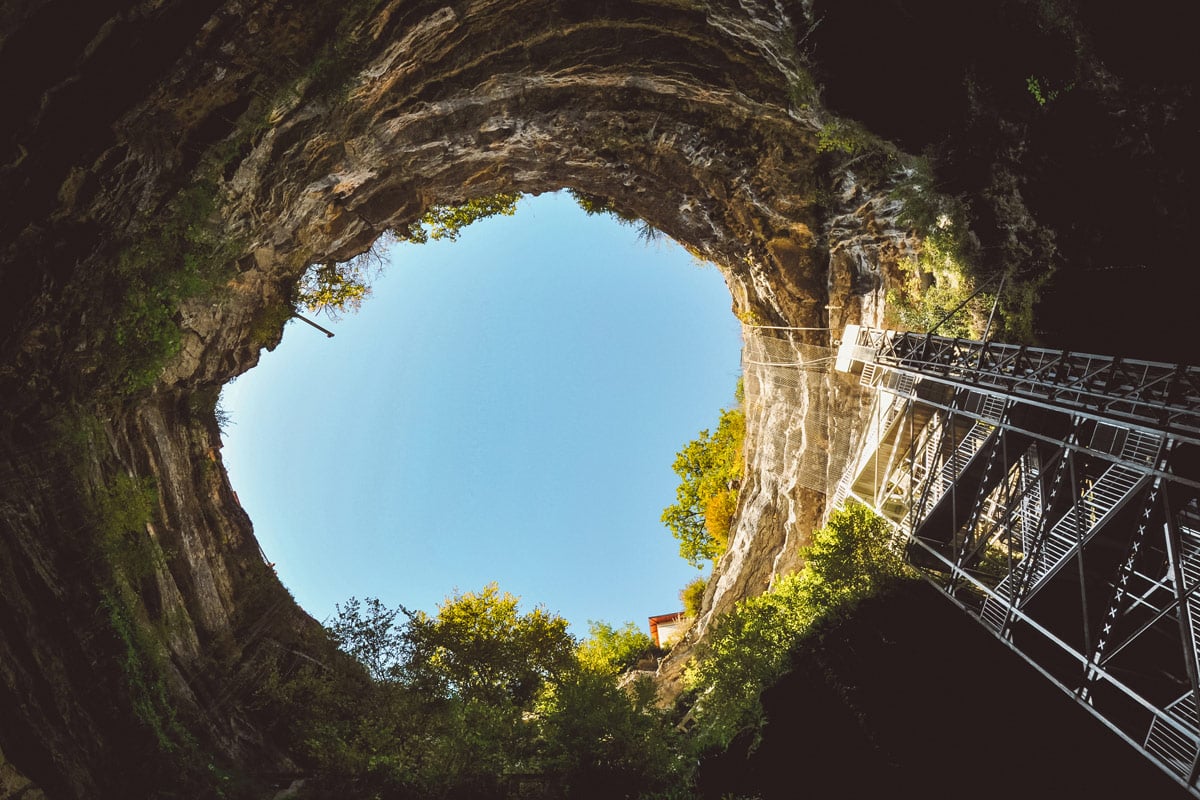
[{"x1": 833, "y1": 325, "x2": 1200, "y2": 795}]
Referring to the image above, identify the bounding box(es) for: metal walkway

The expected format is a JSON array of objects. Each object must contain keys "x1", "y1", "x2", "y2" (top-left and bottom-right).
[{"x1": 832, "y1": 325, "x2": 1200, "y2": 796}]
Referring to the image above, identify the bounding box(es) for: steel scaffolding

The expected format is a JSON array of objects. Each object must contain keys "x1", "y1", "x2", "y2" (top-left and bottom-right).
[{"x1": 833, "y1": 325, "x2": 1200, "y2": 795}]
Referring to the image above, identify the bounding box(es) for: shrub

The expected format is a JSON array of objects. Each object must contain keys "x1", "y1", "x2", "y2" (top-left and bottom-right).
[
  {"x1": 681, "y1": 577, "x2": 707, "y2": 619},
  {"x1": 93, "y1": 473, "x2": 166, "y2": 583},
  {"x1": 703, "y1": 490, "x2": 739, "y2": 549},
  {"x1": 578, "y1": 621, "x2": 655, "y2": 674},
  {"x1": 683, "y1": 503, "x2": 913, "y2": 748},
  {"x1": 886, "y1": 230, "x2": 988, "y2": 339},
  {"x1": 108, "y1": 181, "x2": 239, "y2": 392},
  {"x1": 662, "y1": 399, "x2": 746, "y2": 568}
]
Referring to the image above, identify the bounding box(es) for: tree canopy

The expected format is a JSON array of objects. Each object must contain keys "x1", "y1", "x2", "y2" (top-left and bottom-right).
[
  {"x1": 398, "y1": 193, "x2": 521, "y2": 244},
  {"x1": 662, "y1": 402, "x2": 746, "y2": 568},
  {"x1": 267, "y1": 504, "x2": 915, "y2": 798},
  {"x1": 324, "y1": 595, "x2": 408, "y2": 682},
  {"x1": 296, "y1": 193, "x2": 521, "y2": 317},
  {"x1": 577, "y1": 620, "x2": 654, "y2": 675},
  {"x1": 271, "y1": 586, "x2": 688, "y2": 798},
  {"x1": 403, "y1": 582, "x2": 576, "y2": 707},
  {"x1": 295, "y1": 246, "x2": 384, "y2": 319},
  {"x1": 680, "y1": 576, "x2": 707, "y2": 618}
]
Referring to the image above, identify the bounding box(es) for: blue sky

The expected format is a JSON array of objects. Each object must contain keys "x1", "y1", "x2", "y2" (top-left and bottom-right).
[{"x1": 220, "y1": 191, "x2": 744, "y2": 638}]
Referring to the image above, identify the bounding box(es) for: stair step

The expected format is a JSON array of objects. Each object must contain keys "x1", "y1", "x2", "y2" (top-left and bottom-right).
[
  {"x1": 1145, "y1": 692, "x2": 1200, "y2": 776},
  {"x1": 1015, "y1": 465, "x2": 1151, "y2": 600}
]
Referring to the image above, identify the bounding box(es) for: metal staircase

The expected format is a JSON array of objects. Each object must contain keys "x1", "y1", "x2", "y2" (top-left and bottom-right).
[
  {"x1": 1147, "y1": 693, "x2": 1200, "y2": 779},
  {"x1": 1144, "y1": 517, "x2": 1200, "y2": 778},
  {"x1": 980, "y1": 433, "x2": 1159, "y2": 630},
  {"x1": 1016, "y1": 448, "x2": 1044, "y2": 556},
  {"x1": 901, "y1": 418, "x2": 994, "y2": 534},
  {"x1": 831, "y1": 325, "x2": 1200, "y2": 796}
]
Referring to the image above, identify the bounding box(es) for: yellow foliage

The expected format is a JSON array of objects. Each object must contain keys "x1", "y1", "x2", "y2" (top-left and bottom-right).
[
  {"x1": 662, "y1": 403, "x2": 745, "y2": 567},
  {"x1": 703, "y1": 489, "x2": 739, "y2": 548},
  {"x1": 680, "y1": 577, "x2": 707, "y2": 619}
]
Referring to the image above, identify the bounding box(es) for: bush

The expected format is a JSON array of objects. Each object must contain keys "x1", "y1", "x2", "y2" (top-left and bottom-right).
[
  {"x1": 703, "y1": 490, "x2": 739, "y2": 549},
  {"x1": 681, "y1": 577, "x2": 707, "y2": 619},
  {"x1": 683, "y1": 503, "x2": 913, "y2": 749},
  {"x1": 662, "y1": 399, "x2": 745, "y2": 568},
  {"x1": 578, "y1": 620, "x2": 655, "y2": 674},
  {"x1": 108, "y1": 181, "x2": 238, "y2": 392},
  {"x1": 534, "y1": 663, "x2": 686, "y2": 799},
  {"x1": 887, "y1": 232, "x2": 994, "y2": 338}
]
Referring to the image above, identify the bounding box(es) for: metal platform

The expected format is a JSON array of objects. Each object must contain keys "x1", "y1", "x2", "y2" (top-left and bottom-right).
[{"x1": 833, "y1": 325, "x2": 1200, "y2": 795}]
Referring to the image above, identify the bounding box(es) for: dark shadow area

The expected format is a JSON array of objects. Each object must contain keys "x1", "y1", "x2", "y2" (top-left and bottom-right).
[
  {"x1": 807, "y1": 0, "x2": 1197, "y2": 364},
  {"x1": 697, "y1": 581, "x2": 1191, "y2": 799}
]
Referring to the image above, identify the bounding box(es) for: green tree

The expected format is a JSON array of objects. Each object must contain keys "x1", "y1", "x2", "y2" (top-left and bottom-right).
[
  {"x1": 797, "y1": 500, "x2": 909, "y2": 609},
  {"x1": 402, "y1": 582, "x2": 576, "y2": 707},
  {"x1": 682, "y1": 570, "x2": 815, "y2": 749},
  {"x1": 324, "y1": 596, "x2": 408, "y2": 682},
  {"x1": 397, "y1": 585, "x2": 658, "y2": 798},
  {"x1": 534, "y1": 663, "x2": 685, "y2": 799},
  {"x1": 262, "y1": 609, "x2": 423, "y2": 796},
  {"x1": 297, "y1": 193, "x2": 521, "y2": 318},
  {"x1": 298, "y1": 587, "x2": 577, "y2": 798},
  {"x1": 399, "y1": 193, "x2": 521, "y2": 243},
  {"x1": 662, "y1": 405, "x2": 745, "y2": 567},
  {"x1": 285, "y1": 586, "x2": 710, "y2": 798},
  {"x1": 684, "y1": 502, "x2": 913, "y2": 748},
  {"x1": 578, "y1": 620, "x2": 654, "y2": 674},
  {"x1": 296, "y1": 235, "x2": 391, "y2": 319}
]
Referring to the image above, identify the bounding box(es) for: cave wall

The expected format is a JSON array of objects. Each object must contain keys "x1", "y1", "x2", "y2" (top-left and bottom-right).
[
  {"x1": 0, "y1": 395, "x2": 320, "y2": 797},
  {"x1": 1, "y1": 1, "x2": 885, "y2": 793},
  {"x1": 1, "y1": 0, "x2": 1193, "y2": 795}
]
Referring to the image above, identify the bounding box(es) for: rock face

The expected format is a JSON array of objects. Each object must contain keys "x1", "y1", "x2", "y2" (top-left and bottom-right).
[
  {"x1": 0, "y1": 2, "x2": 868, "y2": 792},
  {"x1": 0, "y1": 0, "x2": 1192, "y2": 795}
]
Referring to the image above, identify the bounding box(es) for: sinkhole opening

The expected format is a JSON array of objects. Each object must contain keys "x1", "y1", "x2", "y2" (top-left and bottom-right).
[{"x1": 220, "y1": 191, "x2": 744, "y2": 637}]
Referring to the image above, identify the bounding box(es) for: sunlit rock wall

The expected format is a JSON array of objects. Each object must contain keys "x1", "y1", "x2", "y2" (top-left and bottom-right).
[
  {"x1": 0, "y1": 0, "x2": 920, "y2": 790},
  {"x1": 655, "y1": 167, "x2": 916, "y2": 689}
]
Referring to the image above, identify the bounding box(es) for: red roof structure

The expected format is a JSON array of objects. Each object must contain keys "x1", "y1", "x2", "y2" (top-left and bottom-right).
[{"x1": 648, "y1": 611, "x2": 685, "y2": 648}]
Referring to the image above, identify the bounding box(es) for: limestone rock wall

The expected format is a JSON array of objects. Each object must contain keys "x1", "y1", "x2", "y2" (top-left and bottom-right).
[{"x1": 0, "y1": 0, "x2": 919, "y2": 792}]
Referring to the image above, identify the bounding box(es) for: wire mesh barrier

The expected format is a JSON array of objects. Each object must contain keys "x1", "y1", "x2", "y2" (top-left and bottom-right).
[{"x1": 740, "y1": 328, "x2": 871, "y2": 497}]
